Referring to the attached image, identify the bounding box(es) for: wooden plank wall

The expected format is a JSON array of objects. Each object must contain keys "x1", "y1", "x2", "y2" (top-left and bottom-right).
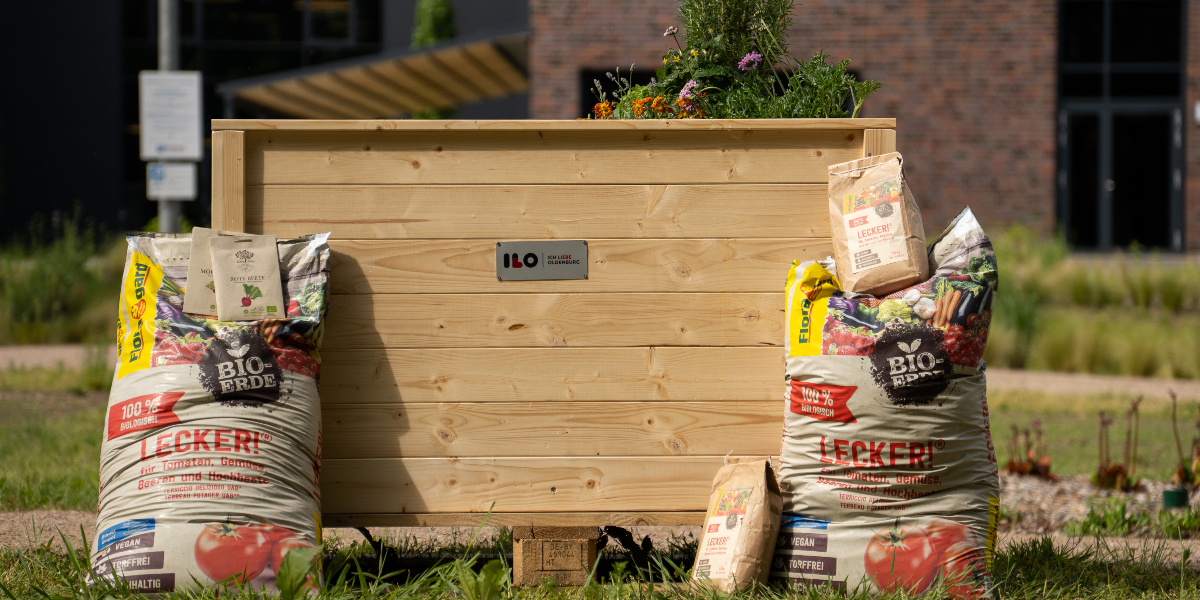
[{"x1": 214, "y1": 120, "x2": 895, "y2": 527}]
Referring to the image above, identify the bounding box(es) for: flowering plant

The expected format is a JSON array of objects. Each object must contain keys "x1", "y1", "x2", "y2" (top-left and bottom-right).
[{"x1": 590, "y1": 0, "x2": 880, "y2": 119}]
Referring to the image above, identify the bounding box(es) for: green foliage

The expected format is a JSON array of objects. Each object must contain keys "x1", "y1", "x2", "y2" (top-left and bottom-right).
[
  {"x1": 1065, "y1": 497, "x2": 1200, "y2": 539},
  {"x1": 590, "y1": 0, "x2": 880, "y2": 119},
  {"x1": 0, "y1": 212, "x2": 123, "y2": 344},
  {"x1": 446, "y1": 558, "x2": 507, "y2": 600},
  {"x1": 411, "y1": 0, "x2": 456, "y2": 49},
  {"x1": 0, "y1": 402, "x2": 105, "y2": 511},
  {"x1": 3, "y1": 531, "x2": 1200, "y2": 599},
  {"x1": 274, "y1": 545, "x2": 322, "y2": 600},
  {"x1": 410, "y1": 0, "x2": 458, "y2": 120}
]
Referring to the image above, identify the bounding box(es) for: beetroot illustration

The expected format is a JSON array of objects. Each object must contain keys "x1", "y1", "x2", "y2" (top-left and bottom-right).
[{"x1": 242, "y1": 283, "x2": 263, "y2": 307}]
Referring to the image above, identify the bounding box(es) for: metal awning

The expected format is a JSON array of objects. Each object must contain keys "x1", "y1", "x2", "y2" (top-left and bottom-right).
[{"x1": 216, "y1": 30, "x2": 528, "y2": 119}]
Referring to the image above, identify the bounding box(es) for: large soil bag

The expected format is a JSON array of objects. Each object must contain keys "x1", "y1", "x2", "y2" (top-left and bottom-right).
[
  {"x1": 774, "y1": 208, "x2": 998, "y2": 597},
  {"x1": 91, "y1": 233, "x2": 330, "y2": 593}
]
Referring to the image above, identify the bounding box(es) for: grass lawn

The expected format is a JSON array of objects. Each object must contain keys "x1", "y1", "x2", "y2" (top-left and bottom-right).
[
  {"x1": 988, "y1": 389, "x2": 1200, "y2": 482},
  {"x1": 1, "y1": 533, "x2": 1198, "y2": 599}
]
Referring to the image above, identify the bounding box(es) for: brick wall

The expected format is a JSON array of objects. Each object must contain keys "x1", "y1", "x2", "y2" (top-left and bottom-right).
[{"x1": 528, "y1": 0, "x2": 1061, "y2": 237}]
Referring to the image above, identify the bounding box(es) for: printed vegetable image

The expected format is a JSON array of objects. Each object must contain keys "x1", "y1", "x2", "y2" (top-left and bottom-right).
[
  {"x1": 206, "y1": 281, "x2": 216, "y2": 292},
  {"x1": 863, "y1": 518, "x2": 984, "y2": 598},
  {"x1": 242, "y1": 283, "x2": 263, "y2": 307},
  {"x1": 194, "y1": 522, "x2": 276, "y2": 583},
  {"x1": 864, "y1": 521, "x2": 938, "y2": 593},
  {"x1": 269, "y1": 536, "x2": 313, "y2": 575}
]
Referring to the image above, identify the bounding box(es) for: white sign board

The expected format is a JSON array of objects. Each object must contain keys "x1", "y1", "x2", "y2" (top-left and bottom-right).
[
  {"x1": 139, "y1": 71, "x2": 203, "y2": 161},
  {"x1": 147, "y1": 162, "x2": 197, "y2": 200}
]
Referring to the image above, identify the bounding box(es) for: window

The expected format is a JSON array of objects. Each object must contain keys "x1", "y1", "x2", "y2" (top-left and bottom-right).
[{"x1": 1057, "y1": 0, "x2": 1185, "y2": 250}]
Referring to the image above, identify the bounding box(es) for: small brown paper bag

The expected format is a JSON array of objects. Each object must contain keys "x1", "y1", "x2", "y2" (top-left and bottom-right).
[
  {"x1": 209, "y1": 234, "x2": 285, "y2": 322},
  {"x1": 182, "y1": 227, "x2": 234, "y2": 317},
  {"x1": 691, "y1": 457, "x2": 782, "y2": 592},
  {"x1": 827, "y1": 152, "x2": 929, "y2": 296}
]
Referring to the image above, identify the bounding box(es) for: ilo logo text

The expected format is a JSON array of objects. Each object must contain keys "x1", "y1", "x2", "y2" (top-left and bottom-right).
[{"x1": 502, "y1": 253, "x2": 539, "y2": 269}]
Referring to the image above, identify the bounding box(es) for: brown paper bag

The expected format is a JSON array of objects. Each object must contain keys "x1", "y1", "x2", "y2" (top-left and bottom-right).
[
  {"x1": 182, "y1": 226, "x2": 234, "y2": 317},
  {"x1": 691, "y1": 457, "x2": 782, "y2": 591},
  {"x1": 209, "y1": 234, "x2": 285, "y2": 321},
  {"x1": 827, "y1": 152, "x2": 929, "y2": 296}
]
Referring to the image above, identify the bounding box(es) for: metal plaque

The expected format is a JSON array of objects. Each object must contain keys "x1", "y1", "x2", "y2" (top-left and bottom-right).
[{"x1": 496, "y1": 240, "x2": 588, "y2": 281}]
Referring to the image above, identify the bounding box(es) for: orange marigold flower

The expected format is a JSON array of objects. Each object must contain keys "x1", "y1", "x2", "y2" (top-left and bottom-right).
[
  {"x1": 593, "y1": 102, "x2": 614, "y2": 118},
  {"x1": 632, "y1": 97, "x2": 652, "y2": 116}
]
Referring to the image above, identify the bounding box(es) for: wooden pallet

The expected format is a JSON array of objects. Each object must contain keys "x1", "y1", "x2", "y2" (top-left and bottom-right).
[{"x1": 209, "y1": 118, "x2": 896, "y2": 529}]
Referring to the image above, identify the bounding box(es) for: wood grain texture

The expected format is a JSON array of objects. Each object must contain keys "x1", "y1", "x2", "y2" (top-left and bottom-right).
[
  {"x1": 321, "y1": 293, "x2": 784, "y2": 349},
  {"x1": 243, "y1": 129, "x2": 865, "y2": 185},
  {"x1": 863, "y1": 128, "x2": 897, "y2": 157},
  {"x1": 247, "y1": 184, "x2": 829, "y2": 240},
  {"x1": 214, "y1": 118, "x2": 896, "y2": 131},
  {"x1": 321, "y1": 456, "x2": 767, "y2": 513},
  {"x1": 327, "y1": 238, "x2": 830, "y2": 294},
  {"x1": 211, "y1": 130, "x2": 246, "y2": 233},
  {"x1": 512, "y1": 527, "x2": 600, "y2": 540},
  {"x1": 236, "y1": 86, "x2": 327, "y2": 119},
  {"x1": 319, "y1": 347, "x2": 784, "y2": 404},
  {"x1": 322, "y1": 401, "x2": 782, "y2": 458},
  {"x1": 321, "y1": 512, "x2": 706, "y2": 527}
]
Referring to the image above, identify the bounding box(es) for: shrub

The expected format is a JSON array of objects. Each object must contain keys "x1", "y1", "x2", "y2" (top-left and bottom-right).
[{"x1": 589, "y1": 0, "x2": 881, "y2": 119}]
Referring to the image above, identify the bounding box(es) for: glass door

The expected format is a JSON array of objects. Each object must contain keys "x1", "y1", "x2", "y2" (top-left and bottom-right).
[{"x1": 1057, "y1": 0, "x2": 1185, "y2": 250}]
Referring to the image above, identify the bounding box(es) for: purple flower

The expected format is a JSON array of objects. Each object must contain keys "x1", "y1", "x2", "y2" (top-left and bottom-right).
[
  {"x1": 679, "y1": 80, "x2": 698, "y2": 99},
  {"x1": 663, "y1": 26, "x2": 678, "y2": 36},
  {"x1": 738, "y1": 52, "x2": 763, "y2": 71}
]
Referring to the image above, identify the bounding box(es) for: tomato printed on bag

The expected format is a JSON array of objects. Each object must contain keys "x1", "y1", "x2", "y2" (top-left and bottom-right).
[{"x1": 92, "y1": 233, "x2": 330, "y2": 594}]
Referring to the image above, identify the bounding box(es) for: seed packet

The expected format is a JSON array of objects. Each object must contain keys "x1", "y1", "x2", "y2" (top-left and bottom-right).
[
  {"x1": 182, "y1": 227, "x2": 233, "y2": 316},
  {"x1": 827, "y1": 152, "x2": 929, "y2": 296},
  {"x1": 209, "y1": 234, "x2": 285, "y2": 321},
  {"x1": 692, "y1": 457, "x2": 782, "y2": 592}
]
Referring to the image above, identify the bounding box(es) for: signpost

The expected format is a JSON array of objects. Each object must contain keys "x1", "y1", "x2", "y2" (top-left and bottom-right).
[{"x1": 138, "y1": 0, "x2": 200, "y2": 233}]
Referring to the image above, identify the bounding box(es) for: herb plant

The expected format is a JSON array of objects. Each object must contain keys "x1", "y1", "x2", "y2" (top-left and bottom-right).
[{"x1": 590, "y1": 0, "x2": 881, "y2": 119}]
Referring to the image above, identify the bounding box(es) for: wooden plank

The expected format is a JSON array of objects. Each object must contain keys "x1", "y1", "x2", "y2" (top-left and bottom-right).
[
  {"x1": 437, "y1": 46, "x2": 509, "y2": 98},
  {"x1": 321, "y1": 456, "x2": 764, "y2": 514},
  {"x1": 245, "y1": 129, "x2": 865, "y2": 185},
  {"x1": 512, "y1": 527, "x2": 600, "y2": 540},
  {"x1": 301, "y1": 72, "x2": 398, "y2": 118},
  {"x1": 321, "y1": 293, "x2": 784, "y2": 349},
  {"x1": 210, "y1": 130, "x2": 246, "y2": 233},
  {"x1": 321, "y1": 512, "x2": 706, "y2": 527},
  {"x1": 404, "y1": 53, "x2": 484, "y2": 104},
  {"x1": 322, "y1": 401, "x2": 782, "y2": 458},
  {"x1": 247, "y1": 184, "x2": 830, "y2": 240},
  {"x1": 863, "y1": 128, "x2": 897, "y2": 157},
  {"x1": 319, "y1": 347, "x2": 784, "y2": 404},
  {"x1": 328, "y1": 238, "x2": 831, "y2": 294},
  {"x1": 267, "y1": 79, "x2": 370, "y2": 119},
  {"x1": 236, "y1": 86, "x2": 328, "y2": 119},
  {"x1": 372, "y1": 59, "x2": 461, "y2": 108},
  {"x1": 213, "y1": 118, "x2": 896, "y2": 131},
  {"x1": 336, "y1": 65, "x2": 428, "y2": 114},
  {"x1": 463, "y1": 42, "x2": 527, "y2": 94}
]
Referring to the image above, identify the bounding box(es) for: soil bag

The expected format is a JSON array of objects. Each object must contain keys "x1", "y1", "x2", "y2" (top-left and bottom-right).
[
  {"x1": 91, "y1": 232, "x2": 330, "y2": 593},
  {"x1": 692, "y1": 458, "x2": 783, "y2": 591},
  {"x1": 774, "y1": 208, "x2": 998, "y2": 598},
  {"x1": 827, "y1": 152, "x2": 929, "y2": 296}
]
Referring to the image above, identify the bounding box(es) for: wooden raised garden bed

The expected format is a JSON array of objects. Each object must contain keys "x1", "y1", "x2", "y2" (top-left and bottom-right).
[{"x1": 209, "y1": 118, "x2": 897, "y2": 530}]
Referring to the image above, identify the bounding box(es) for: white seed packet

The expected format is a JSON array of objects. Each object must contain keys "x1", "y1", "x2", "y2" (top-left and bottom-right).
[
  {"x1": 182, "y1": 227, "x2": 234, "y2": 316},
  {"x1": 209, "y1": 234, "x2": 285, "y2": 321}
]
